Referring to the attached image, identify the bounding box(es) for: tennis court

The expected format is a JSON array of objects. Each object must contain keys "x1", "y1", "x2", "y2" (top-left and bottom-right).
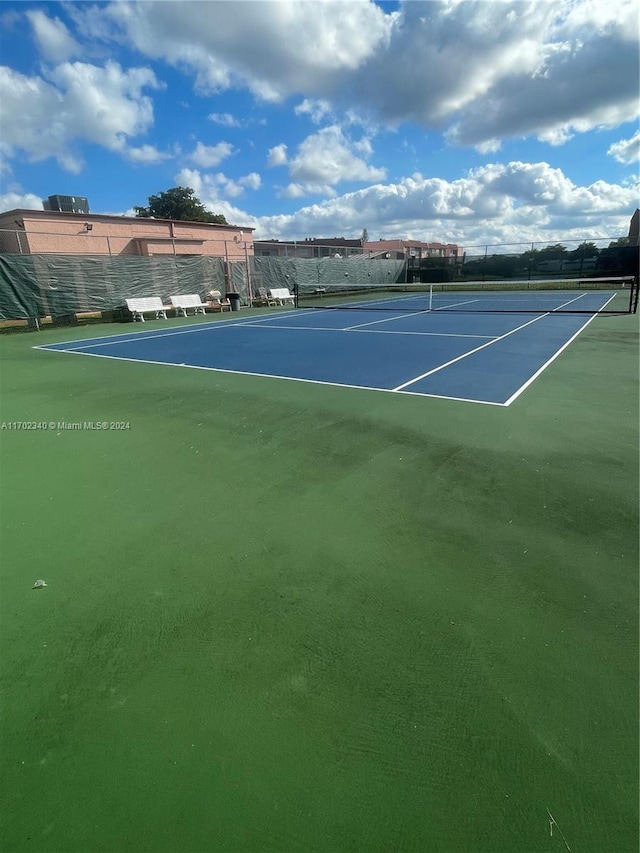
[
  {"x1": 35, "y1": 279, "x2": 636, "y2": 406},
  {"x1": 2, "y1": 278, "x2": 638, "y2": 853}
]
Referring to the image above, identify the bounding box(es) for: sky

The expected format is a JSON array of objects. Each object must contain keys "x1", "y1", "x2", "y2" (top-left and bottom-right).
[{"x1": 0, "y1": 0, "x2": 638, "y2": 249}]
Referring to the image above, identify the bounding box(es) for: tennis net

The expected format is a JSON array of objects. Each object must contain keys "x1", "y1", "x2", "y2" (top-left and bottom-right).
[{"x1": 296, "y1": 276, "x2": 638, "y2": 314}]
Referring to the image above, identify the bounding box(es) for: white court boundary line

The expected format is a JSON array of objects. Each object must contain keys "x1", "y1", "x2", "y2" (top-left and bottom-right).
[
  {"x1": 43, "y1": 347, "x2": 506, "y2": 406},
  {"x1": 393, "y1": 292, "x2": 589, "y2": 392},
  {"x1": 503, "y1": 294, "x2": 618, "y2": 406},
  {"x1": 32, "y1": 308, "x2": 314, "y2": 352}
]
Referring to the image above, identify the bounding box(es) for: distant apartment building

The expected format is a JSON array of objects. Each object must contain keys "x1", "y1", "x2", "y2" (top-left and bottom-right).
[
  {"x1": 0, "y1": 208, "x2": 254, "y2": 259},
  {"x1": 254, "y1": 237, "x2": 363, "y2": 258},
  {"x1": 363, "y1": 239, "x2": 462, "y2": 262},
  {"x1": 254, "y1": 236, "x2": 463, "y2": 261}
]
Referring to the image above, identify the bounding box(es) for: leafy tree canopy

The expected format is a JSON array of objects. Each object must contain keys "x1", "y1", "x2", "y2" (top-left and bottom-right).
[
  {"x1": 134, "y1": 187, "x2": 228, "y2": 224},
  {"x1": 570, "y1": 241, "x2": 599, "y2": 256}
]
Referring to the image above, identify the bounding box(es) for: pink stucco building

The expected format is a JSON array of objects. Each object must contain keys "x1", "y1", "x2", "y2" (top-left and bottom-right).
[
  {"x1": 363, "y1": 239, "x2": 461, "y2": 261},
  {"x1": 0, "y1": 209, "x2": 255, "y2": 259}
]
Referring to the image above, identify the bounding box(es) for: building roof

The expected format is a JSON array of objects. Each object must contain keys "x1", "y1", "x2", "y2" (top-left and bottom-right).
[
  {"x1": 0, "y1": 208, "x2": 254, "y2": 231},
  {"x1": 255, "y1": 237, "x2": 362, "y2": 246}
]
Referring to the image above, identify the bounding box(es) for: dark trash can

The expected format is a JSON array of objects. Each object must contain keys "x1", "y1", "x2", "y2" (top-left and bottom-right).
[
  {"x1": 227, "y1": 292, "x2": 241, "y2": 311},
  {"x1": 51, "y1": 313, "x2": 78, "y2": 327},
  {"x1": 105, "y1": 306, "x2": 133, "y2": 322}
]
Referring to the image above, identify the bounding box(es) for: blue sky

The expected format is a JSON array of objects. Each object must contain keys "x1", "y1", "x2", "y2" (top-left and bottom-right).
[{"x1": 0, "y1": 0, "x2": 638, "y2": 247}]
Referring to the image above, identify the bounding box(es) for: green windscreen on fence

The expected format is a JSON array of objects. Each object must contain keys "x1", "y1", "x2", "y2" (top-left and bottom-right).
[
  {"x1": 253, "y1": 256, "x2": 406, "y2": 294},
  {"x1": 0, "y1": 253, "x2": 406, "y2": 321},
  {"x1": 4, "y1": 250, "x2": 633, "y2": 321},
  {"x1": 0, "y1": 254, "x2": 227, "y2": 320}
]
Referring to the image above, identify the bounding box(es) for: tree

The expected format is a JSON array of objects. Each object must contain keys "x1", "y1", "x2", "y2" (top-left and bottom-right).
[
  {"x1": 134, "y1": 187, "x2": 228, "y2": 224},
  {"x1": 570, "y1": 241, "x2": 599, "y2": 257},
  {"x1": 361, "y1": 228, "x2": 369, "y2": 244},
  {"x1": 536, "y1": 243, "x2": 568, "y2": 260}
]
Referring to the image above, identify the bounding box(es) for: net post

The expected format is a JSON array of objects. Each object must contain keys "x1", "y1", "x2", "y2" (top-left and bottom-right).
[{"x1": 428, "y1": 283, "x2": 434, "y2": 311}]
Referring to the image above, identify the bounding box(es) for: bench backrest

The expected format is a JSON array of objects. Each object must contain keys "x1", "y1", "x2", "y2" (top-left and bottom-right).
[
  {"x1": 126, "y1": 297, "x2": 165, "y2": 313},
  {"x1": 170, "y1": 294, "x2": 204, "y2": 309},
  {"x1": 269, "y1": 288, "x2": 294, "y2": 300}
]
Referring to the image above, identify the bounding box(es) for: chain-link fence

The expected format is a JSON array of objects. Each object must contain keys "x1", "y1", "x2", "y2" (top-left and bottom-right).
[{"x1": 0, "y1": 232, "x2": 636, "y2": 327}]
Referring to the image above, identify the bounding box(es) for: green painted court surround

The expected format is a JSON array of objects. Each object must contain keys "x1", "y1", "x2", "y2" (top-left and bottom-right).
[{"x1": 1, "y1": 311, "x2": 638, "y2": 852}]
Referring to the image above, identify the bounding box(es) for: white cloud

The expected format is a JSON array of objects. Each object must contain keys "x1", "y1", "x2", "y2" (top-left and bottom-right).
[
  {"x1": 253, "y1": 162, "x2": 639, "y2": 245},
  {"x1": 278, "y1": 183, "x2": 307, "y2": 199},
  {"x1": 173, "y1": 167, "x2": 259, "y2": 226},
  {"x1": 294, "y1": 99, "x2": 332, "y2": 124},
  {"x1": 72, "y1": 0, "x2": 392, "y2": 100},
  {"x1": 72, "y1": 0, "x2": 638, "y2": 150},
  {"x1": 0, "y1": 61, "x2": 162, "y2": 172},
  {"x1": 287, "y1": 126, "x2": 386, "y2": 191},
  {"x1": 188, "y1": 141, "x2": 235, "y2": 168},
  {"x1": 278, "y1": 183, "x2": 336, "y2": 199},
  {"x1": 608, "y1": 131, "x2": 640, "y2": 164},
  {"x1": 557, "y1": 0, "x2": 639, "y2": 39},
  {"x1": 124, "y1": 144, "x2": 173, "y2": 165},
  {"x1": 208, "y1": 112, "x2": 241, "y2": 127},
  {"x1": 26, "y1": 10, "x2": 81, "y2": 63},
  {"x1": 211, "y1": 173, "x2": 244, "y2": 198},
  {"x1": 9, "y1": 159, "x2": 636, "y2": 247},
  {"x1": 267, "y1": 144, "x2": 288, "y2": 167},
  {"x1": 239, "y1": 172, "x2": 261, "y2": 190},
  {"x1": 0, "y1": 190, "x2": 44, "y2": 212},
  {"x1": 268, "y1": 128, "x2": 385, "y2": 197},
  {"x1": 183, "y1": 170, "x2": 261, "y2": 200},
  {"x1": 426, "y1": 2, "x2": 640, "y2": 149}
]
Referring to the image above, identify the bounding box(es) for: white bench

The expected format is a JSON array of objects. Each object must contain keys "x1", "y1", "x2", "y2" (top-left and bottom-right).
[
  {"x1": 125, "y1": 297, "x2": 168, "y2": 322},
  {"x1": 269, "y1": 287, "x2": 295, "y2": 305},
  {"x1": 170, "y1": 294, "x2": 208, "y2": 317}
]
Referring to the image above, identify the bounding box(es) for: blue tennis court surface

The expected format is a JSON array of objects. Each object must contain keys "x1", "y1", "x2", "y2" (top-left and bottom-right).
[{"x1": 36, "y1": 306, "x2": 604, "y2": 406}]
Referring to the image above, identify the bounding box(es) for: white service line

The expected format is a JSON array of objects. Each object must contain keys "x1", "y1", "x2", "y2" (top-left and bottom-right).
[
  {"x1": 239, "y1": 322, "x2": 494, "y2": 340},
  {"x1": 350, "y1": 328, "x2": 493, "y2": 340},
  {"x1": 433, "y1": 298, "x2": 481, "y2": 310},
  {"x1": 552, "y1": 292, "x2": 590, "y2": 310},
  {"x1": 392, "y1": 312, "x2": 550, "y2": 391},
  {"x1": 233, "y1": 309, "x2": 317, "y2": 326},
  {"x1": 503, "y1": 294, "x2": 617, "y2": 406},
  {"x1": 344, "y1": 309, "x2": 431, "y2": 329}
]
